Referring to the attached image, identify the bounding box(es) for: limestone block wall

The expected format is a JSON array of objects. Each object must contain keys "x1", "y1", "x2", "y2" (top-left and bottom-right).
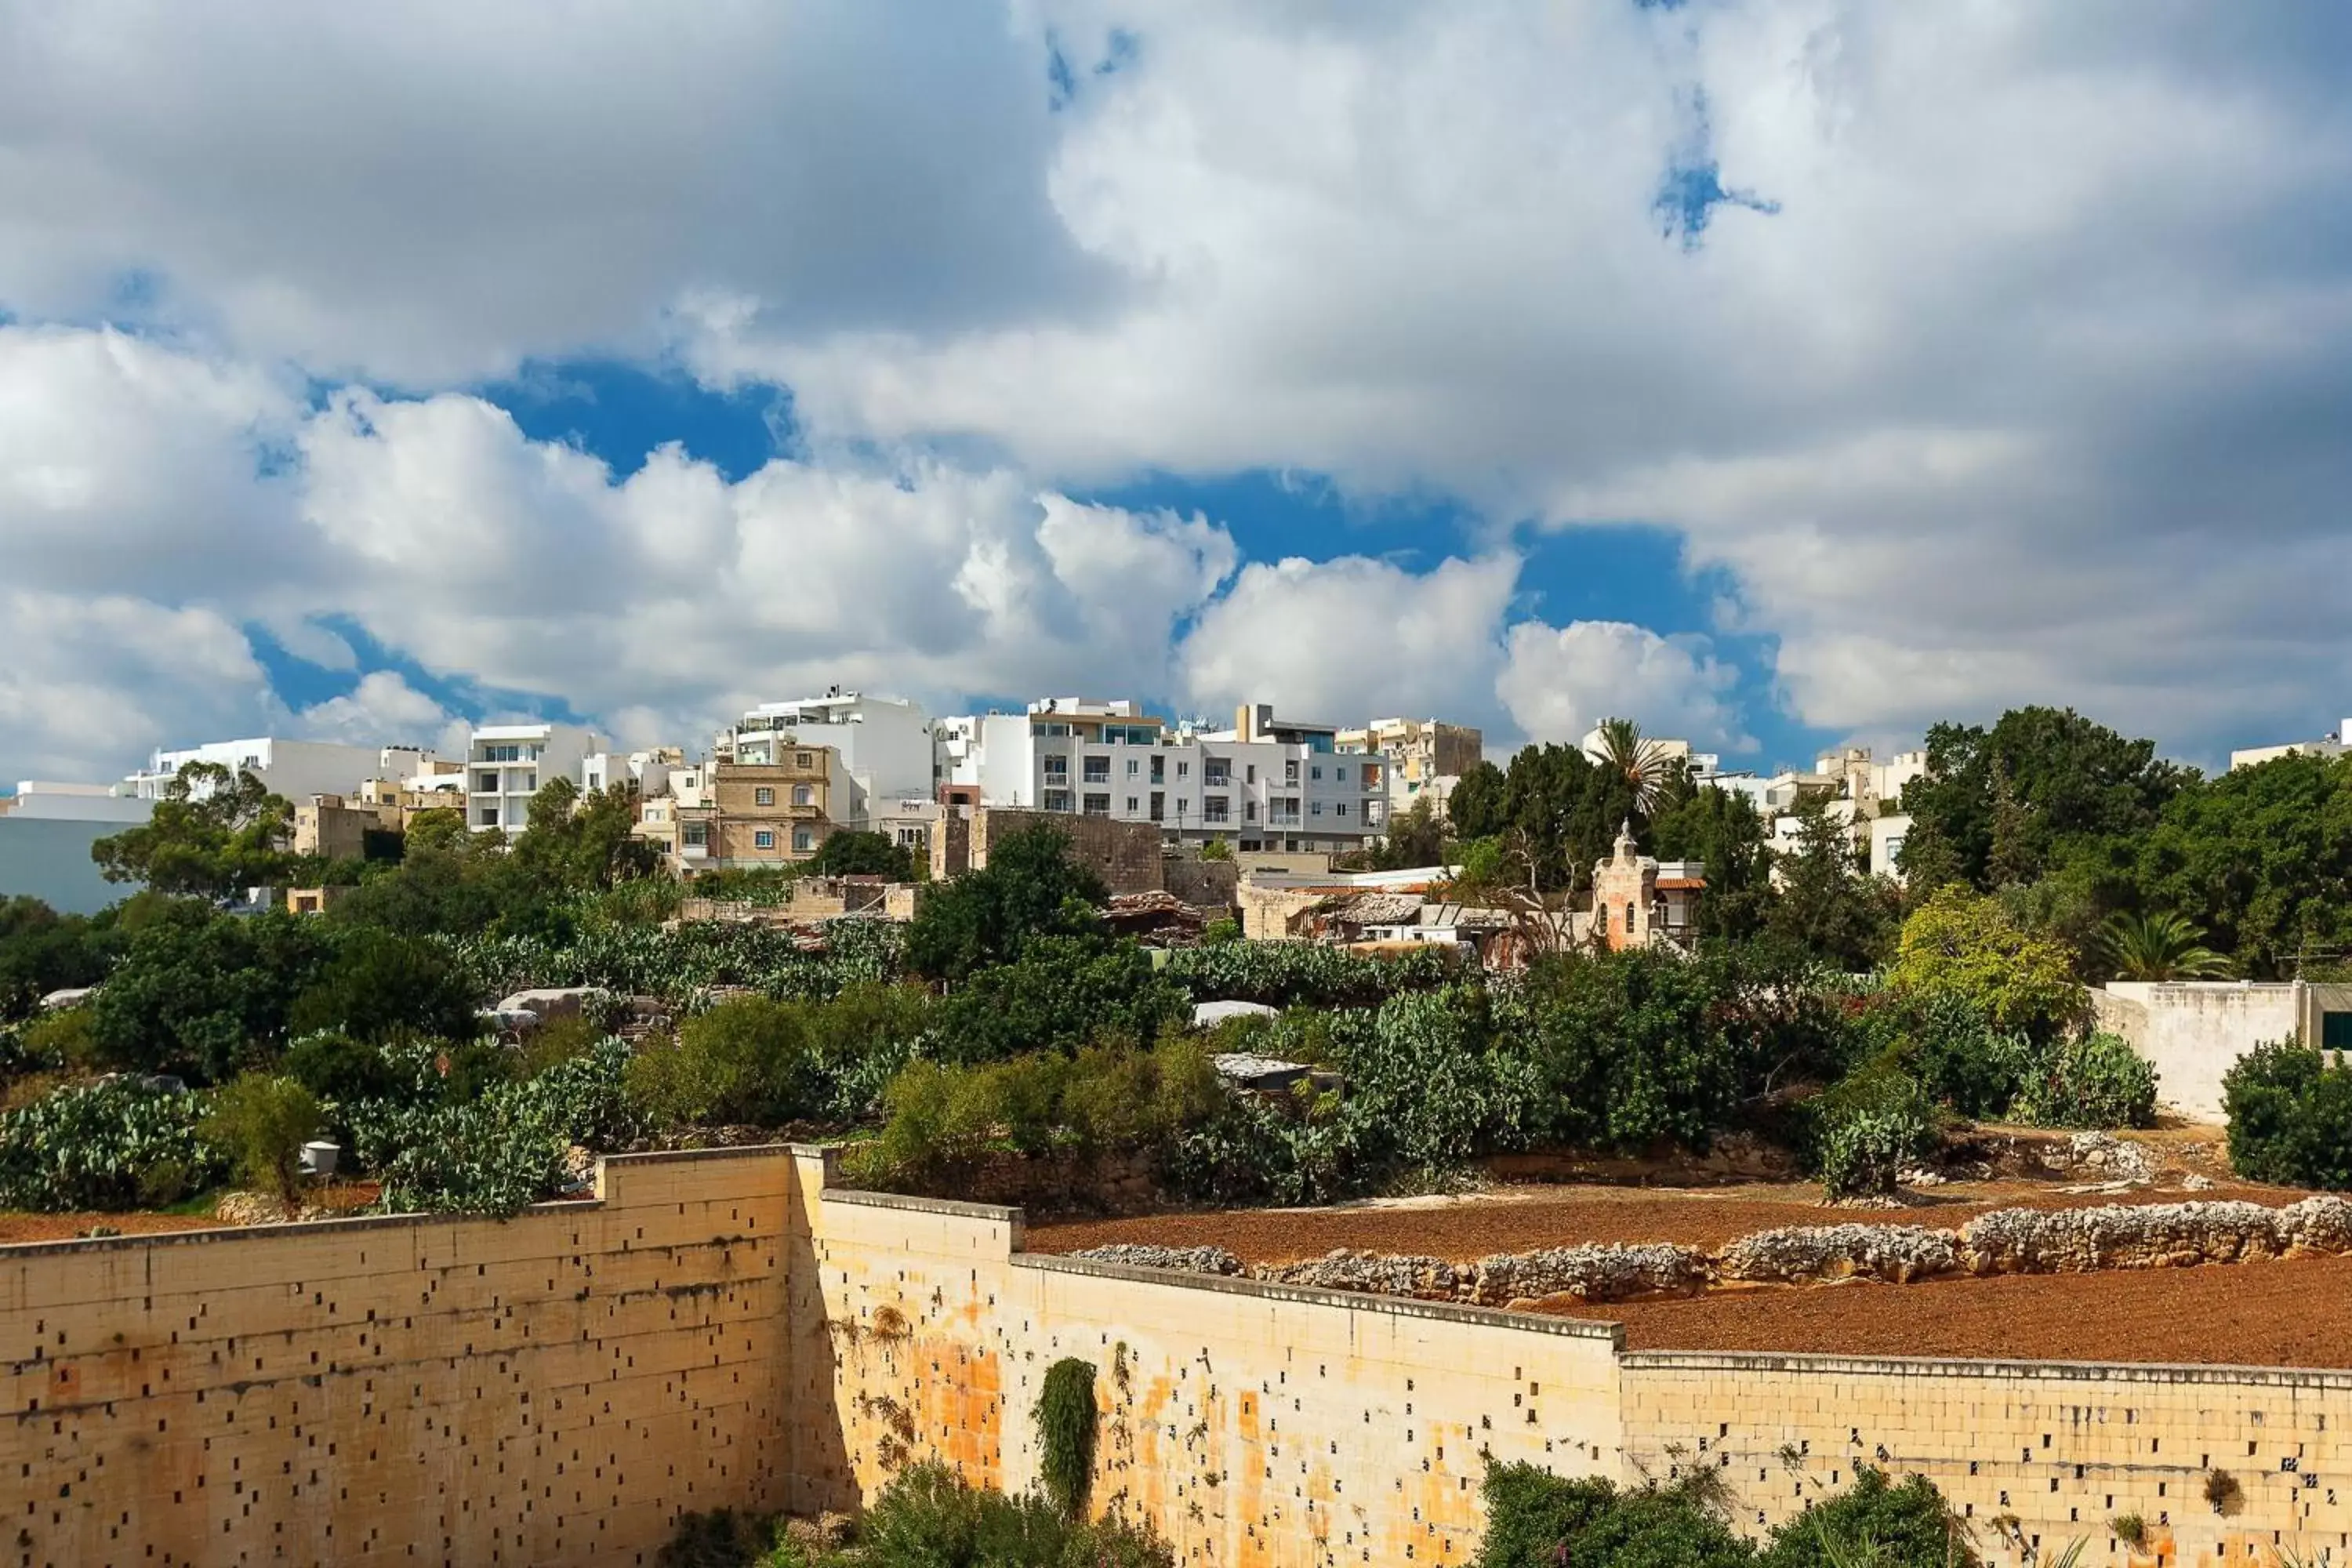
[
  {"x1": 1, "y1": 1148, "x2": 799, "y2": 1568},
  {"x1": 797, "y1": 1178, "x2": 1624, "y2": 1568},
  {"x1": 1622, "y1": 1352, "x2": 2352, "y2": 1566}
]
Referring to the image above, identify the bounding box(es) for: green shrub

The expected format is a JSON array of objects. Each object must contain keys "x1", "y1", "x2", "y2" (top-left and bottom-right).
[
  {"x1": 200, "y1": 1073, "x2": 322, "y2": 1203},
  {"x1": 2013, "y1": 1032, "x2": 2158, "y2": 1129},
  {"x1": 653, "y1": 1507, "x2": 775, "y2": 1567},
  {"x1": 1163, "y1": 940, "x2": 1461, "y2": 1008},
  {"x1": 1472, "y1": 1461, "x2": 1753, "y2": 1568},
  {"x1": 1513, "y1": 947, "x2": 1744, "y2": 1155},
  {"x1": 353, "y1": 1037, "x2": 636, "y2": 1214},
  {"x1": 1759, "y1": 1466, "x2": 1980, "y2": 1566},
  {"x1": 289, "y1": 926, "x2": 479, "y2": 1044},
  {"x1": 1809, "y1": 1060, "x2": 1940, "y2": 1200},
  {"x1": 1033, "y1": 1357, "x2": 1099, "y2": 1518},
  {"x1": 802, "y1": 1461, "x2": 1171, "y2": 1568},
  {"x1": 0, "y1": 1080, "x2": 226, "y2": 1211},
  {"x1": 1897, "y1": 992, "x2": 2034, "y2": 1120},
  {"x1": 1888, "y1": 887, "x2": 2088, "y2": 1047},
  {"x1": 928, "y1": 936, "x2": 1187, "y2": 1064},
  {"x1": 16, "y1": 1007, "x2": 101, "y2": 1073},
  {"x1": 2222, "y1": 1040, "x2": 2352, "y2": 1189}
]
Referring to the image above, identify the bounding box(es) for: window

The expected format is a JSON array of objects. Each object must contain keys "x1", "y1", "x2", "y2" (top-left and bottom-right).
[
  {"x1": 1203, "y1": 796, "x2": 1229, "y2": 823},
  {"x1": 1245, "y1": 801, "x2": 1258, "y2": 821},
  {"x1": 517, "y1": 773, "x2": 535, "y2": 793},
  {"x1": 793, "y1": 826, "x2": 815, "y2": 852},
  {"x1": 1083, "y1": 793, "x2": 1111, "y2": 816},
  {"x1": 476, "y1": 808, "x2": 499, "y2": 827},
  {"x1": 1625, "y1": 902, "x2": 1636, "y2": 933},
  {"x1": 1246, "y1": 764, "x2": 1258, "y2": 784},
  {"x1": 1149, "y1": 755, "x2": 1165, "y2": 783},
  {"x1": 1311, "y1": 800, "x2": 1324, "y2": 816},
  {"x1": 795, "y1": 752, "x2": 813, "y2": 768},
  {"x1": 1336, "y1": 802, "x2": 1348, "y2": 818},
  {"x1": 2325, "y1": 1013, "x2": 2352, "y2": 1052},
  {"x1": 476, "y1": 772, "x2": 499, "y2": 792},
  {"x1": 1040, "y1": 722, "x2": 1071, "y2": 738},
  {"x1": 683, "y1": 824, "x2": 708, "y2": 848},
  {"x1": 1083, "y1": 756, "x2": 1109, "y2": 784},
  {"x1": 754, "y1": 829, "x2": 776, "y2": 850},
  {"x1": 1204, "y1": 759, "x2": 1230, "y2": 786},
  {"x1": 792, "y1": 783, "x2": 814, "y2": 807},
  {"x1": 1311, "y1": 764, "x2": 1323, "y2": 781},
  {"x1": 896, "y1": 826, "x2": 927, "y2": 848},
  {"x1": 1598, "y1": 905, "x2": 1610, "y2": 936},
  {"x1": 1126, "y1": 757, "x2": 1139, "y2": 777},
  {"x1": 754, "y1": 787, "x2": 775, "y2": 806},
  {"x1": 1149, "y1": 791, "x2": 1165, "y2": 822},
  {"x1": 1126, "y1": 797, "x2": 1140, "y2": 814},
  {"x1": 1043, "y1": 756, "x2": 1069, "y2": 781},
  {"x1": 1285, "y1": 760, "x2": 1300, "y2": 786},
  {"x1": 1044, "y1": 789, "x2": 1072, "y2": 813},
  {"x1": 1177, "y1": 760, "x2": 1190, "y2": 779}
]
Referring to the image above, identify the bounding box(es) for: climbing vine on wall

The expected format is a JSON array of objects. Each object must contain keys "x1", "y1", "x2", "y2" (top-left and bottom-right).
[{"x1": 1034, "y1": 1357, "x2": 1100, "y2": 1518}]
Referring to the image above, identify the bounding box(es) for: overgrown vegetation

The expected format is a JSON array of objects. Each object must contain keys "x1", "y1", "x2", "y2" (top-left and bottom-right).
[
  {"x1": 2221, "y1": 1041, "x2": 2352, "y2": 1190},
  {"x1": 1033, "y1": 1358, "x2": 1100, "y2": 1519}
]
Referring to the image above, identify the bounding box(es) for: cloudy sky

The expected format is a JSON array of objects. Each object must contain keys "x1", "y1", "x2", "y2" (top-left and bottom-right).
[{"x1": 5, "y1": 0, "x2": 2349, "y2": 786}]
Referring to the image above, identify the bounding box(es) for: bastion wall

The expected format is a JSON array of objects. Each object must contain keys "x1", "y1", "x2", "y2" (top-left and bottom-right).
[{"x1": 7, "y1": 1145, "x2": 2350, "y2": 1566}]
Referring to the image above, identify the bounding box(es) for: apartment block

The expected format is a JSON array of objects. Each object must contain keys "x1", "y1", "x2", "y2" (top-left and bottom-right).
[
  {"x1": 463, "y1": 723, "x2": 605, "y2": 833},
  {"x1": 936, "y1": 698, "x2": 1387, "y2": 856},
  {"x1": 291, "y1": 793, "x2": 401, "y2": 860},
  {"x1": 126, "y1": 739, "x2": 437, "y2": 804},
  {"x1": 647, "y1": 753, "x2": 836, "y2": 872},
  {"x1": 717, "y1": 690, "x2": 936, "y2": 853},
  {"x1": 1336, "y1": 716, "x2": 1484, "y2": 811}
]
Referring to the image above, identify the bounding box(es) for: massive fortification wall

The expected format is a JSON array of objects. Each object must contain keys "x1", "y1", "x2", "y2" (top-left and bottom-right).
[
  {"x1": 8, "y1": 1145, "x2": 2352, "y2": 1566},
  {"x1": 0, "y1": 1149, "x2": 800, "y2": 1568}
]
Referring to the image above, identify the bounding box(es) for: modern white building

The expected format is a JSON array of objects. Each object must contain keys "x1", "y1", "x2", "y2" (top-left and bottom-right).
[
  {"x1": 463, "y1": 723, "x2": 606, "y2": 833},
  {"x1": 717, "y1": 691, "x2": 938, "y2": 850},
  {"x1": 2230, "y1": 720, "x2": 2351, "y2": 771},
  {"x1": 0, "y1": 782, "x2": 157, "y2": 914},
  {"x1": 937, "y1": 699, "x2": 1386, "y2": 855},
  {"x1": 127, "y1": 739, "x2": 437, "y2": 804}
]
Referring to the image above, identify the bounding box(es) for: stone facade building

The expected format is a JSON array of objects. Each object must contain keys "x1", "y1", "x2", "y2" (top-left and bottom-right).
[{"x1": 1591, "y1": 822, "x2": 1704, "y2": 950}]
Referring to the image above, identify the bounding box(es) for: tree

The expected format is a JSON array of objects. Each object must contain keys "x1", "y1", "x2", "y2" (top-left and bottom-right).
[
  {"x1": 1446, "y1": 760, "x2": 1509, "y2": 840},
  {"x1": 1766, "y1": 793, "x2": 1899, "y2": 972},
  {"x1": 2100, "y1": 909, "x2": 2231, "y2": 981},
  {"x1": 289, "y1": 927, "x2": 481, "y2": 1042},
  {"x1": 1370, "y1": 796, "x2": 1446, "y2": 870},
  {"x1": 92, "y1": 762, "x2": 295, "y2": 899},
  {"x1": 89, "y1": 905, "x2": 333, "y2": 1083},
  {"x1": 512, "y1": 779, "x2": 662, "y2": 892},
  {"x1": 1896, "y1": 707, "x2": 2184, "y2": 895},
  {"x1": 904, "y1": 823, "x2": 1109, "y2": 982},
  {"x1": 804, "y1": 829, "x2": 916, "y2": 881},
  {"x1": 1888, "y1": 887, "x2": 2087, "y2": 1045},
  {"x1": 201, "y1": 1073, "x2": 322, "y2": 1203},
  {"x1": 2129, "y1": 750, "x2": 2352, "y2": 977},
  {"x1": 1589, "y1": 717, "x2": 1676, "y2": 822},
  {"x1": 0, "y1": 897, "x2": 120, "y2": 1021},
  {"x1": 928, "y1": 936, "x2": 1188, "y2": 1063},
  {"x1": 1648, "y1": 785, "x2": 1770, "y2": 942}
]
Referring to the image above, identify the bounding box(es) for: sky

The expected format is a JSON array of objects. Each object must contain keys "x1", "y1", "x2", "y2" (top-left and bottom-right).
[{"x1": 4, "y1": 1, "x2": 2350, "y2": 788}]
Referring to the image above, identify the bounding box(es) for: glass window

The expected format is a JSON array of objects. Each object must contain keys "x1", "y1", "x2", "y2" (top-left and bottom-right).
[
  {"x1": 796, "y1": 752, "x2": 813, "y2": 768},
  {"x1": 1127, "y1": 758, "x2": 1139, "y2": 776},
  {"x1": 1083, "y1": 793, "x2": 1110, "y2": 816},
  {"x1": 754, "y1": 829, "x2": 776, "y2": 849},
  {"x1": 2325, "y1": 1012, "x2": 2352, "y2": 1051},
  {"x1": 754, "y1": 787, "x2": 775, "y2": 806},
  {"x1": 684, "y1": 824, "x2": 708, "y2": 847},
  {"x1": 1177, "y1": 760, "x2": 1190, "y2": 778},
  {"x1": 1126, "y1": 797, "x2": 1139, "y2": 813},
  {"x1": 1083, "y1": 757, "x2": 1109, "y2": 783},
  {"x1": 792, "y1": 783, "x2": 814, "y2": 806},
  {"x1": 793, "y1": 826, "x2": 815, "y2": 851}
]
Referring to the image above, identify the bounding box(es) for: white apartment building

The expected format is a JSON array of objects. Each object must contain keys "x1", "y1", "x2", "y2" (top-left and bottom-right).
[
  {"x1": 2, "y1": 781, "x2": 155, "y2": 824},
  {"x1": 717, "y1": 690, "x2": 938, "y2": 851},
  {"x1": 937, "y1": 699, "x2": 1387, "y2": 854},
  {"x1": 463, "y1": 723, "x2": 605, "y2": 833},
  {"x1": 127, "y1": 739, "x2": 436, "y2": 804},
  {"x1": 2230, "y1": 720, "x2": 2352, "y2": 771}
]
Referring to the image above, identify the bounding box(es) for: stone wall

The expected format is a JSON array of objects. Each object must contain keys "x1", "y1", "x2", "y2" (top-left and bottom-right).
[
  {"x1": 930, "y1": 807, "x2": 1166, "y2": 895},
  {"x1": 9, "y1": 1148, "x2": 2352, "y2": 1566},
  {"x1": 1, "y1": 1149, "x2": 800, "y2": 1568}
]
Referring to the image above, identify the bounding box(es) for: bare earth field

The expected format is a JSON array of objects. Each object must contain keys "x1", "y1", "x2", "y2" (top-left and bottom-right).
[
  {"x1": 1027, "y1": 1164, "x2": 2346, "y2": 1367},
  {"x1": 1550, "y1": 1254, "x2": 2352, "y2": 1368},
  {"x1": 1025, "y1": 1177, "x2": 2303, "y2": 1262}
]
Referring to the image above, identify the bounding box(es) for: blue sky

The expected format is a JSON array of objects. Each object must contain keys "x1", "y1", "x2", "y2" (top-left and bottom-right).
[{"x1": 5, "y1": 2, "x2": 2350, "y2": 786}]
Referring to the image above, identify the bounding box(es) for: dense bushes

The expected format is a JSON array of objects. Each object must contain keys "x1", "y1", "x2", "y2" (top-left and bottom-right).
[
  {"x1": 851, "y1": 1040, "x2": 1224, "y2": 1189},
  {"x1": 626, "y1": 988, "x2": 932, "y2": 1129},
  {"x1": 0, "y1": 1080, "x2": 223, "y2": 1211},
  {"x1": 2223, "y1": 1040, "x2": 2352, "y2": 1189},
  {"x1": 200, "y1": 1073, "x2": 321, "y2": 1202},
  {"x1": 766, "y1": 1461, "x2": 1171, "y2": 1568},
  {"x1": 1476, "y1": 1461, "x2": 1980, "y2": 1568},
  {"x1": 928, "y1": 937, "x2": 1188, "y2": 1065},
  {"x1": 1033, "y1": 1358, "x2": 1098, "y2": 1517},
  {"x1": 1162, "y1": 940, "x2": 1463, "y2": 1008},
  {"x1": 2013, "y1": 1031, "x2": 2157, "y2": 1130}
]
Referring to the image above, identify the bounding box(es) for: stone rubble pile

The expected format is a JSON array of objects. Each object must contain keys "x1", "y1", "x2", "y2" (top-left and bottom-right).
[
  {"x1": 1069, "y1": 1243, "x2": 1246, "y2": 1276},
  {"x1": 1465, "y1": 1243, "x2": 1709, "y2": 1306},
  {"x1": 1072, "y1": 1195, "x2": 2352, "y2": 1306},
  {"x1": 1716, "y1": 1224, "x2": 1960, "y2": 1285},
  {"x1": 1259, "y1": 1249, "x2": 1461, "y2": 1299}
]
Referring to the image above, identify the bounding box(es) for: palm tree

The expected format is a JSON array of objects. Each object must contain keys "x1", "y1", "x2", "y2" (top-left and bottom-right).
[
  {"x1": 1591, "y1": 717, "x2": 1675, "y2": 819},
  {"x1": 2102, "y1": 909, "x2": 2233, "y2": 981}
]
